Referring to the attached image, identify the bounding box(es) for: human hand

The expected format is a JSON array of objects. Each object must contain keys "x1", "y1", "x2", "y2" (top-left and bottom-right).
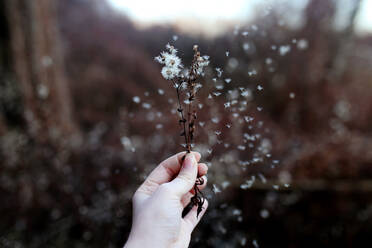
[{"x1": 124, "y1": 152, "x2": 208, "y2": 248}]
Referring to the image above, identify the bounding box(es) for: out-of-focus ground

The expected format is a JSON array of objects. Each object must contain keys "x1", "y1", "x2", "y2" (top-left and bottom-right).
[{"x1": 1, "y1": 0, "x2": 372, "y2": 247}]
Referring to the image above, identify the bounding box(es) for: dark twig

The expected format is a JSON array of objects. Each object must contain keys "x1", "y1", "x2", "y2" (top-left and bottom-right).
[{"x1": 156, "y1": 44, "x2": 210, "y2": 217}]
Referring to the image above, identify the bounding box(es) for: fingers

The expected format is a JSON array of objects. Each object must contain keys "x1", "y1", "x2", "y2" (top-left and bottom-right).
[
  {"x1": 189, "y1": 175, "x2": 207, "y2": 195},
  {"x1": 168, "y1": 153, "x2": 198, "y2": 196},
  {"x1": 136, "y1": 151, "x2": 200, "y2": 196},
  {"x1": 198, "y1": 163, "x2": 208, "y2": 177},
  {"x1": 181, "y1": 175, "x2": 207, "y2": 207},
  {"x1": 160, "y1": 151, "x2": 201, "y2": 177},
  {"x1": 183, "y1": 199, "x2": 208, "y2": 233}
]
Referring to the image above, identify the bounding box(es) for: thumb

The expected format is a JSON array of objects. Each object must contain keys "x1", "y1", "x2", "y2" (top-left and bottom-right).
[{"x1": 168, "y1": 153, "x2": 198, "y2": 197}]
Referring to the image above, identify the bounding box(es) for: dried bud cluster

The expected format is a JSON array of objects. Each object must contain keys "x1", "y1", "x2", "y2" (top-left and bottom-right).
[
  {"x1": 155, "y1": 43, "x2": 210, "y2": 217},
  {"x1": 155, "y1": 43, "x2": 183, "y2": 80}
]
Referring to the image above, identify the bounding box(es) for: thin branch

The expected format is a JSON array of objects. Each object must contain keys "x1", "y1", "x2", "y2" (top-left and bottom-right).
[{"x1": 174, "y1": 80, "x2": 188, "y2": 150}]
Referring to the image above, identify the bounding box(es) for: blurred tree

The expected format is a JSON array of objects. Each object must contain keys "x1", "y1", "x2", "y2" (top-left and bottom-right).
[{"x1": 0, "y1": 0, "x2": 80, "y2": 146}]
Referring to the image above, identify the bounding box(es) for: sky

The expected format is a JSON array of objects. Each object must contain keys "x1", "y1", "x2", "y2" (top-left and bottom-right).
[
  {"x1": 355, "y1": 0, "x2": 372, "y2": 34},
  {"x1": 107, "y1": 0, "x2": 372, "y2": 36}
]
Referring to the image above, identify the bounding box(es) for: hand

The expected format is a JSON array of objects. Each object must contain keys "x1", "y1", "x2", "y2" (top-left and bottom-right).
[{"x1": 124, "y1": 152, "x2": 208, "y2": 248}]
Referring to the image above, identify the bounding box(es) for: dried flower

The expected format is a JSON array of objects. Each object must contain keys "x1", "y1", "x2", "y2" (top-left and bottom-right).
[
  {"x1": 155, "y1": 43, "x2": 210, "y2": 217},
  {"x1": 155, "y1": 43, "x2": 183, "y2": 80}
]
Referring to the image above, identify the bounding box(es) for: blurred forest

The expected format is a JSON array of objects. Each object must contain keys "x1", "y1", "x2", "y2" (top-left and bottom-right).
[{"x1": 1, "y1": 0, "x2": 372, "y2": 247}]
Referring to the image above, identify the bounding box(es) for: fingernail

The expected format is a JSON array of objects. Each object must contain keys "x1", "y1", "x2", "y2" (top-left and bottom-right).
[{"x1": 184, "y1": 154, "x2": 196, "y2": 169}]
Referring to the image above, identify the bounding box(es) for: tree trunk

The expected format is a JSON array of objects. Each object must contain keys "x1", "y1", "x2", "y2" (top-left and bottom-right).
[{"x1": 1, "y1": 0, "x2": 80, "y2": 146}]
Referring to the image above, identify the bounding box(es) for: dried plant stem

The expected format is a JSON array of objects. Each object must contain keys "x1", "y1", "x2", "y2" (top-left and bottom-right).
[
  {"x1": 176, "y1": 51, "x2": 206, "y2": 217},
  {"x1": 174, "y1": 81, "x2": 189, "y2": 152},
  {"x1": 173, "y1": 78, "x2": 205, "y2": 217},
  {"x1": 158, "y1": 44, "x2": 209, "y2": 217}
]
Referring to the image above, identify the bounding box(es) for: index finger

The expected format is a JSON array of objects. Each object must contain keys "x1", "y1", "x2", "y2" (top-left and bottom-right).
[{"x1": 136, "y1": 151, "x2": 201, "y2": 195}]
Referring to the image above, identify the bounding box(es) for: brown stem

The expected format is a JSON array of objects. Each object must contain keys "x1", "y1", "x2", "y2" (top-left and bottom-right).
[
  {"x1": 187, "y1": 90, "x2": 192, "y2": 153},
  {"x1": 174, "y1": 81, "x2": 189, "y2": 151},
  {"x1": 172, "y1": 47, "x2": 205, "y2": 217}
]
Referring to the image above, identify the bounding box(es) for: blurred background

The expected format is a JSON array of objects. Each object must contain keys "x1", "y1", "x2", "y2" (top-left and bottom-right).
[{"x1": 1, "y1": 0, "x2": 372, "y2": 247}]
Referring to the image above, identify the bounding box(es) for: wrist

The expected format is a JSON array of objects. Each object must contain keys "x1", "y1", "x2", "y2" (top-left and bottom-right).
[
  {"x1": 124, "y1": 232, "x2": 170, "y2": 248},
  {"x1": 124, "y1": 233, "x2": 154, "y2": 248},
  {"x1": 124, "y1": 235, "x2": 143, "y2": 248}
]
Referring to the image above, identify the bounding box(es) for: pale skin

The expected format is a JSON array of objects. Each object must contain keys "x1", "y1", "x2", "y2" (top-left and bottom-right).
[{"x1": 124, "y1": 152, "x2": 208, "y2": 248}]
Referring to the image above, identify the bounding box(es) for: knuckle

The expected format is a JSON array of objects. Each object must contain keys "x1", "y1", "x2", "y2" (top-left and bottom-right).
[{"x1": 202, "y1": 176, "x2": 208, "y2": 185}]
